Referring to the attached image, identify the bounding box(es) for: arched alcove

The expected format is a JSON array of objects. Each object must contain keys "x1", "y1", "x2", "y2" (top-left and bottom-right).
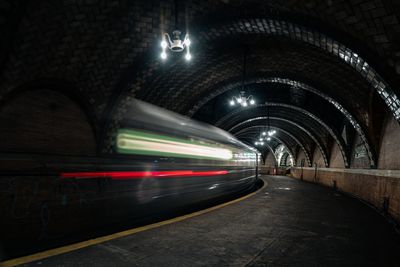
[{"x1": 0, "y1": 89, "x2": 97, "y2": 156}]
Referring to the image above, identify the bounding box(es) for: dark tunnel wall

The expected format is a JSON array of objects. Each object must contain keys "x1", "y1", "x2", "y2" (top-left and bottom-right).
[
  {"x1": 329, "y1": 143, "x2": 345, "y2": 169},
  {"x1": 378, "y1": 115, "x2": 400, "y2": 169},
  {"x1": 312, "y1": 148, "x2": 325, "y2": 168},
  {"x1": 0, "y1": 89, "x2": 97, "y2": 156}
]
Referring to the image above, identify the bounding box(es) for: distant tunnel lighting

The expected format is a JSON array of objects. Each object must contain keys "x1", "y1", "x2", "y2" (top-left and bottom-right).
[
  {"x1": 255, "y1": 129, "x2": 275, "y2": 146},
  {"x1": 266, "y1": 130, "x2": 276, "y2": 136},
  {"x1": 117, "y1": 129, "x2": 233, "y2": 160},
  {"x1": 229, "y1": 91, "x2": 255, "y2": 108},
  {"x1": 229, "y1": 50, "x2": 254, "y2": 108},
  {"x1": 160, "y1": 52, "x2": 167, "y2": 59}
]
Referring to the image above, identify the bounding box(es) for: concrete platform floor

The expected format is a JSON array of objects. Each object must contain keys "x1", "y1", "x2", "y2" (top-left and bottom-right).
[{"x1": 19, "y1": 176, "x2": 400, "y2": 266}]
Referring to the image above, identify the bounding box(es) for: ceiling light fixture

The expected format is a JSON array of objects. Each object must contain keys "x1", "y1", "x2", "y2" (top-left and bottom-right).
[
  {"x1": 161, "y1": 30, "x2": 191, "y2": 60},
  {"x1": 160, "y1": 0, "x2": 191, "y2": 61},
  {"x1": 229, "y1": 46, "x2": 255, "y2": 107},
  {"x1": 264, "y1": 106, "x2": 276, "y2": 137},
  {"x1": 254, "y1": 107, "x2": 277, "y2": 147},
  {"x1": 230, "y1": 91, "x2": 256, "y2": 107}
]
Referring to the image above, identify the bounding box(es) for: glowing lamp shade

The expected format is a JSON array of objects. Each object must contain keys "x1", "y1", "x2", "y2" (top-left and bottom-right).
[{"x1": 117, "y1": 129, "x2": 233, "y2": 160}]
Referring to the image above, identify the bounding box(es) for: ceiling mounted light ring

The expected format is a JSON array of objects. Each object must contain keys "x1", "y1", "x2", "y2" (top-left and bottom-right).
[
  {"x1": 254, "y1": 105, "x2": 276, "y2": 147},
  {"x1": 161, "y1": 31, "x2": 191, "y2": 61},
  {"x1": 228, "y1": 45, "x2": 255, "y2": 108},
  {"x1": 230, "y1": 91, "x2": 256, "y2": 107},
  {"x1": 254, "y1": 129, "x2": 276, "y2": 147},
  {"x1": 160, "y1": 0, "x2": 192, "y2": 61}
]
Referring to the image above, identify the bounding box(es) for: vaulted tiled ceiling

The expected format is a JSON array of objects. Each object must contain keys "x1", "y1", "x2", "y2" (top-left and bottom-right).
[{"x1": 1, "y1": 0, "x2": 400, "y2": 168}]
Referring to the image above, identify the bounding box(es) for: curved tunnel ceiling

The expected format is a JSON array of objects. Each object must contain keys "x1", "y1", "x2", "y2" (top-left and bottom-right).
[
  {"x1": 114, "y1": 39, "x2": 386, "y2": 167},
  {"x1": 235, "y1": 125, "x2": 311, "y2": 167},
  {"x1": 1, "y1": 0, "x2": 400, "y2": 170},
  {"x1": 230, "y1": 117, "x2": 329, "y2": 168},
  {"x1": 197, "y1": 17, "x2": 400, "y2": 120},
  {"x1": 188, "y1": 76, "x2": 373, "y2": 158},
  {"x1": 215, "y1": 103, "x2": 351, "y2": 166}
]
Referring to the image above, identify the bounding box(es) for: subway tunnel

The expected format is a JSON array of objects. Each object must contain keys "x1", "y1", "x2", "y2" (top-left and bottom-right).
[{"x1": 1, "y1": 0, "x2": 400, "y2": 266}]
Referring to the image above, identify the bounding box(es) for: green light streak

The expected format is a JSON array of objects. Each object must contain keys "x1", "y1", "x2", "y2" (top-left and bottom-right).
[{"x1": 116, "y1": 129, "x2": 234, "y2": 160}]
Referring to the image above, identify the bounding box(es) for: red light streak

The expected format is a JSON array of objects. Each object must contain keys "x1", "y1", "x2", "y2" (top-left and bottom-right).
[{"x1": 60, "y1": 170, "x2": 228, "y2": 180}]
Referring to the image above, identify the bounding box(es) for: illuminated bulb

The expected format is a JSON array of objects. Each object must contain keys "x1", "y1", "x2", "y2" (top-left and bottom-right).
[
  {"x1": 260, "y1": 142, "x2": 264, "y2": 145},
  {"x1": 250, "y1": 99, "x2": 255, "y2": 105},
  {"x1": 237, "y1": 98, "x2": 242, "y2": 103},
  {"x1": 255, "y1": 142, "x2": 259, "y2": 145},
  {"x1": 262, "y1": 132, "x2": 266, "y2": 136},
  {"x1": 185, "y1": 53, "x2": 192, "y2": 61},
  {"x1": 268, "y1": 131, "x2": 272, "y2": 136},
  {"x1": 267, "y1": 137, "x2": 271, "y2": 141},
  {"x1": 160, "y1": 52, "x2": 167, "y2": 59},
  {"x1": 230, "y1": 100, "x2": 235, "y2": 106},
  {"x1": 161, "y1": 40, "x2": 168, "y2": 49},
  {"x1": 243, "y1": 101, "x2": 248, "y2": 107},
  {"x1": 259, "y1": 138, "x2": 263, "y2": 141}
]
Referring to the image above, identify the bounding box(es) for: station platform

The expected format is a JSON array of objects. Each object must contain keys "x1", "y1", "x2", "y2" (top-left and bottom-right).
[{"x1": 5, "y1": 175, "x2": 400, "y2": 267}]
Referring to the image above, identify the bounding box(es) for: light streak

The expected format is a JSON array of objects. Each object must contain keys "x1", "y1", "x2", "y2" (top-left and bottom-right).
[
  {"x1": 116, "y1": 129, "x2": 233, "y2": 160},
  {"x1": 60, "y1": 170, "x2": 229, "y2": 180}
]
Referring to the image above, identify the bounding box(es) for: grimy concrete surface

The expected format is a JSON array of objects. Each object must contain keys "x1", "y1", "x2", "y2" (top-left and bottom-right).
[{"x1": 20, "y1": 176, "x2": 400, "y2": 266}]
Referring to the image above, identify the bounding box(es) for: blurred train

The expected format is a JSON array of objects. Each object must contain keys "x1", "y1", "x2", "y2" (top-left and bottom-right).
[
  {"x1": 0, "y1": 99, "x2": 259, "y2": 260},
  {"x1": 63, "y1": 99, "x2": 259, "y2": 203}
]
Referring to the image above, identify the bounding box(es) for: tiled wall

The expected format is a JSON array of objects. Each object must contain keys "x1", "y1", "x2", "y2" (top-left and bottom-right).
[{"x1": 291, "y1": 167, "x2": 400, "y2": 223}]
